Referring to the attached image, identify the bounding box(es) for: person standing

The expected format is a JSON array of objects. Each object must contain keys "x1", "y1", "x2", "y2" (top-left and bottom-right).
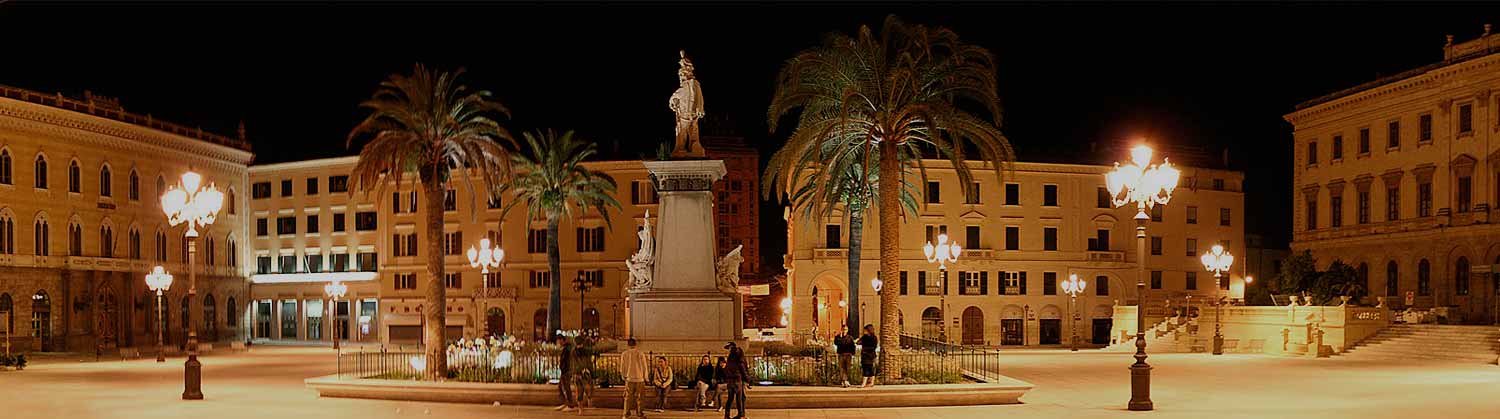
[
  {"x1": 621, "y1": 338, "x2": 648, "y2": 419},
  {"x1": 573, "y1": 335, "x2": 596, "y2": 415},
  {"x1": 554, "y1": 335, "x2": 577, "y2": 412},
  {"x1": 835, "y1": 332, "x2": 857, "y2": 388},
  {"x1": 721, "y1": 343, "x2": 751, "y2": 419},
  {"x1": 650, "y1": 356, "x2": 675, "y2": 412},
  {"x1": 693, "y1": 355, "x2": 716, "y2": 411},
  {"x1": 712, "y1": 356, "x2": 728, "y2": 412},
  {"x1": 859, "y1": 324, "x2": 878, "y2": 388}
]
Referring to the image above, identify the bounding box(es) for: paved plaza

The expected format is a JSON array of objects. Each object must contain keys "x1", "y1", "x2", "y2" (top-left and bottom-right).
[{"x1": 2, "y1": 346, "x2": 1496, "y2": 418}]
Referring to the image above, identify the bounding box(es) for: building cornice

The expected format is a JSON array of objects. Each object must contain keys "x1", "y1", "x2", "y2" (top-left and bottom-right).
[
  {"x1": 249, "y1": 156, "x2": 360, "y2": 173},
  {"x1": 0, "y1": 97, "x2": 255, "y2": 166},
  {"x1": 1285, "y1": 53, "x2": 1500, "y2": 127}
]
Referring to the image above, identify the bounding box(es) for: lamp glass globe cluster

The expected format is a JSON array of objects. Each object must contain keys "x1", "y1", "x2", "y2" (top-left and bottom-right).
[
  {"x1": 1062, "y1": 273, "x2": 1087, "y2": 297},
  {"x1": 922, "y1": 233, "x2": 962, "y2": 269},
  {"x1": 1200, "y1": 244, "x2": 1234, "y2": 275},
  {"x1": 145, "y1": 266, "x2": 174, "y2": 292},
  {"x1": 1105, "y1": 145, "x2": 1181, "y2": 211},
  {"x1": 160, "y1": 171, "x2": 225, "y2": 238},
  {"x1": 467, "y1": 238, "x2": 504, "y2": 274}
]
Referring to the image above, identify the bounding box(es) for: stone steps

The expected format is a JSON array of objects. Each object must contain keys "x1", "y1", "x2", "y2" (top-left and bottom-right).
[{"x1": 1339, "y1": 325, "x2": 1499, "y2": 364}]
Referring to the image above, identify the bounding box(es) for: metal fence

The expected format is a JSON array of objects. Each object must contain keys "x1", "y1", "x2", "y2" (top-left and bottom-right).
[{"x1": 900, "y1": 333, "x2": 1002, "y2": 382}]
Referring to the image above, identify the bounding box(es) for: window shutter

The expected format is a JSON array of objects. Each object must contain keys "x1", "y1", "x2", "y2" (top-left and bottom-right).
[
  {"x1": 631, "y1": 182, "x2": 640, "y2": 204},
  {"x1": 391, "y1": 234, "x2": 399, "y2": 256},
  {"x1": 576, "y1": 228, "x2": 584, "y2": 252},
  {"x1": 980, "y1": 272, "x2": 989, "y2": 295},
  {"x1": 918, "y1": 271, "x2": 927, "y2": 295},
  {"x1": 900, "y1": 271, "x2": 909, "y2": 295},
  {"x1": 408, "y1": 235, "x2": 417, "y2": 257},
  {"x1": 999, "y1": 273, "x2": 1008, "y2": 295},
  {"x1": 1020, "y1": 272, "x2": 1028, "y2": 295}
]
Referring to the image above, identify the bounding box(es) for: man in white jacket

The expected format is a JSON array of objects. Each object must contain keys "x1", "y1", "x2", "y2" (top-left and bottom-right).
[{"x1": 621, "y1": 338, "x2": 649, "y2": 419}]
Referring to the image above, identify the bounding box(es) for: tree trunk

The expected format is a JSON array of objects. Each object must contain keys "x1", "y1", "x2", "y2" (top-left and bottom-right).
[
  {"x1": 846, "y1": 210, "x2": 863, "y2": 338},
  {"x1": 422, "y1": 173, "x2": 447, "y2": 378},
  {"x1": 877, "y1": 139, "x2": 903, "y2": 381},
  {"x1": 546, "y1": 216, "x2": 562, "y2": 341}
]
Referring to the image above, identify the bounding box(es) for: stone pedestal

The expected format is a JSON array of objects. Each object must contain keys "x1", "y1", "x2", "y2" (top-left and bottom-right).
[{"x1": 628, "y1": 160, "x2": 744, "y2": 353}]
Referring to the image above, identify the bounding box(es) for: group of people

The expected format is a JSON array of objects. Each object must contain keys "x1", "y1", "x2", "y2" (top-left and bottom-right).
[
  {"x1": 552, "y1": 334, "x2": 599, "y2": 414},
  {"x1": 833, "y1": 324, "x2": 880, "y2": 388},
  {"x1": 619, "y1": 339, "x2": 752, "y2": 419}
]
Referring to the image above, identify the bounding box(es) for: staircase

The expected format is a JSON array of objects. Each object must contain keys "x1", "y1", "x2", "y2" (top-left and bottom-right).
[
  {"x1": 1104, "y1": 316, "x2": 1204, "y2": 353},
  {"x1": 1339, "y1": 324, "x2": 1500, "y2": 363}
]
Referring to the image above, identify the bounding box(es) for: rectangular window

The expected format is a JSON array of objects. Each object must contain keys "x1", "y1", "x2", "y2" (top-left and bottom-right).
[
  {"x1": 1220, "y1": 208, "x2": 1231, "y2": 226},
  {"x1": 899, "y1": 271, "x2": 908, "y2": 295},
  {"x1": 256, "y1": 218, "x2": 268, "y2": 237},
  {"x1": 630, "y1": 180, "x2": 659, "y2": 205},
  {"x1": 1219, "y1": 272, "x2": 1231, "y2": 290},
  {"x1": 1332, "y1": 135, "x2": 1343, "y2": 160},
  {"x1": 409, "y1": 191, "x2": 418, "y2": 213},
  {"x1": 393, "y1": 233, "x2": 415, "y2": 257},
  {"x1": 1005, "y1": 183, "x2": 1019, "y2": 205},
  {"x1": 1387, "y1": 186, "x2": 1400, "y2": 221},
  {"x1": 1418, "y1": 182, "x2": 1433, "y2": 217},
  {"x1": 528, "y1": 229, "x2": 546, "y2": 254},
  {"x1": 445, "y1": 272, "x2": 462, "y2": 289},
  {"x1": 1005, "y1": 226, "x2": 1019, "y2": 251},
  {"x1": 1043, "y1": 184, "x2": 1058, "y2": 206},
  {"x1": 279, "y1": 255, "x2": 296, "y2": 274},
  {"x1": 1097, "y1": 187, "x2": 1111, "y2": 208},
  {"x1": 1043, "y1": 272, "x2": 1058, "y2": 295},
  {"x1": 926, "y1": 181, "x2": 941, "y2": 204},
  {"x1": 1150, "y1": 270, "x2": 1163, "y2": 290},
  {"x1": 1088, "y1": 229, "x2": 1110, "y2": 251},
  {"x1": 1419, "y1": 114, "x2": 1433, "y2": 142},
  {"x1": 276, "y1": 216, "x2": 296, "y2": 235},
  {"x1": 445, "y1": 231, "x2": 463, "y2": 256},
  {"x1": 1095, "y1": 275, "x2": 1109, "y2": 296},
  {"x1": 580, "y1": 270, "x2": 605, "y2": 288},
  {"x1": 1186, "y1": 238, "x2": 1197, "y2": 257},
  {"x1": 1212, "y1": 179, "x2": 1225, "y2": 191},
  {"x1": 329, "y1": 175, "x2": 349, "y2": 193},
  {"x1": 965, "y1": 182, "x2": 981, "y2": 204},
  {"x1": 1186, "y1": 206, "x2": 1198, "y2": 224},
  {"x1": 331, "y1": 253, "x2": 349, "y2": 272},
  {"x1": 825, "y1": 225, "x2": 841, "y2": 248},
  {"x1": 395, "y1": 273, "x2": 417, "y2": 290},
  {"x1": 1150, "y1": 205, "x2": 1163, "y2": 222},
  {"x1": 1387, "y1": 120, "x2": 1400, "y2": 149},
  {"x1": 252, "y1": 182, "x2": 271, "y2": 199},
  {"x1": 1359, "y1": 128, "x2": 1371, "y2": 154},
  {"x1": 306, "y1": 177, "x2": 319, "y2": 195},
  {"x1": 306, "y1": 253, "x2": 323, "y2": 273},
  {"x1": 1186, "y1": 272, "x2": 1198, "y2": 291},
  {"x1": 1150, "y1": 236, "x2": 1162, "y2": 256},
  {"x1": 529, "y1": 271, "x2": 552, "y2": 288},
  {"x1": 1459, "y1": 104, "x2": 1473, "y2": 134},
  {"x1": 391, "y1": 192, "x2": 403, "y2": 214},
  {"x1": 486, "y1": 194, "x2": 501, "y2": 210},
  {"x1": 356, "y1": 252, "x2": 377, "y2": 272},
  {"x1": 280, "y1": 179, "x2": 293, "y2": 197},
  {"x1": 924, "y1": 225, "x2": 947, "y2": 244},
  {"x1": 1043, "y1": 227, "x2": 1058, "y2": 251},
  {"x1": 306, "y1": 214, "x2": 320, "y2": 234},
  {"x1": 1457, "y1": 176, "x2": 1472, "y2": 213},
  {"x1": 444, "y1": 190, "x2": 456, "y2": 212},
  {"x1": 1357, "y1": 191, "x2": 1370, "y2": 224},
  {"x1": 484, "y1": 272, "x2": 502, "y2": 288},
  {"x1": 1329, "y1": 196, "x2": 1341, "y2": 228},
  {"x1": 1307, "y1": 141, "x2": 1318, "y2": 165},
  {"x1": 966, "y1": 225, "x2": 980, "y2": 250},
  {"x1": 355, "y1": 212, "x2": 377, "y2": 231},
  {"x1": 1002, "y1": 272, "x2": 1023, "y2": 295},
  {"x1": 576, "y1": 227, "x2": 605, "y2": 252},
  {"x1": 256, "y1": 256, "x2": 271, "y2": 274},
  {"x1": 333, "y1": 213, "x2": 346, "y2": 232}
]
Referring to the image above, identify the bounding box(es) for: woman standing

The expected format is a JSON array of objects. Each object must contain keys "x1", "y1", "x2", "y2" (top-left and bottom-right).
[
  {"x1": 859, "y1": 324, "x2": 878, "y2": 388},
  {"x1": 721, "y1": 343, "x2": 751, "y2": 419}
]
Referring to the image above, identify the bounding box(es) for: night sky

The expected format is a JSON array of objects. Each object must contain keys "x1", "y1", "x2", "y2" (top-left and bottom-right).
[{"x1": 3, "y1": 2, "x2": 1496, "y2": 271}]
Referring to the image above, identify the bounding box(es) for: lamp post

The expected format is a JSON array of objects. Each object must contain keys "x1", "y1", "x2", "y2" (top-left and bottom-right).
[
  {"x1": 1105, "y1": 144, "x2": 1179, "y2": 412},
  {"x1": 324, "y1": 281, "x2": 348, "y2": 351},
  {"x1": 573, "y1": 272, "x2": 595, "y2": 334},
  {"x1": 145, "y1": 266, "x2": 174, "y2": 363},
  {"x1": 1200, "y1": 244, "x2": 1234, "y2": 356},
  {"x1": 467, "y1": 238, "x2": 504, "y2": 336},
  {"x1": 160, "y1": 170, "x2": 223, "y2": 400},
  {"x1": 923, "y1": 233, "x2": 961, "y2": 344},
  {"x1": 867, "y1": 276, "x2": 881, "y2": 331},
  {"x1": 1062, "y1": 274, "x2": 1087, "y2": 352}
]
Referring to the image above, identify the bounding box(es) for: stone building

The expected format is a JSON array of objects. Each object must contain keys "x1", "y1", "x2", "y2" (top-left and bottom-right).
[
  {"x1": 704, "y1": 135, "x2": 760, "y2": 279},
  {"x1": 0, "y1": 85, "x2": 254, "y2": 353},
  {"x1": 784, "y1": 159, "x2": 1245, "y2": 347},
  {"x1": 1285, "y1": 26, "x2": 1500, "y2": 323}
]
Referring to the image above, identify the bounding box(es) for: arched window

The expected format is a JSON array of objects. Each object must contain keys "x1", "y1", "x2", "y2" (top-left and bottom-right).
[
  {"x1": 226, "y1": 296, "x2": 237, "y2": 328},
  {"x1": 582, "y1": 307, "x2": 600, "y2": 332},
  {"x1": 180, "y1": 236, "x2": 189, "y2": 264},
  {"x1": 129, "y1": 170, "x2": 140, "y2": 201},
  {"x1": 100, "y1": 225, "x2": 113, "y2": 258},
  {"x1": 205, "y1": 237, "x2": 216, "y2": 266},
  {"x1": 0, "y1": 149, "x2": 11, "y2": 185},
  {"x1": 1417, "y1": 259, "x2": 1431, "y2": 296},
  {"x1": 1095, "y1": 275, "x2": 1110, "y2": 296},
  {"x1": 0, "y1": 293, "x2": 12, "y2": 335},
  {"x1": 68, "y1": 222, "x2": 82, "y2": 256},
  {"x1": 155, "y1": 231, "x2": 167, "y2": 262},
  {"x1": 33, "y1": 217, "x2": 49, "y2": 256},
  {"x1": 227, "y1": 189, "x2": 236, "y2": 215},
  {"x1": 34, "y1": 155, "x2": 47, "y2": 189},
  {"x1": 1455, "y1": 257, "x2": 1470, "y2": 296},
  {"x1": 0, "y1": 212, "x2": 13, "y2": 255},
  {"x1": 128, "y1": 229, "x2": 141, "y2": 259},
  {"x1": 1385, "y1": 261, "x2": 1398, "y2": 297},
  {"x1": 180, "y1": 296, "x2": 190, "y2": 336},
  {"x1": 203, "y1": 294, "x2": 217, "y2": 337},
  {"x1": 31, "y1": 290, "x2": 51, "y2": 344},
  {"x1": 99, "y1": 165, "x2": 112, "y2": 197},
  {"x1": 227, "y1": 237, "x2": 237, "y2": 267},
  {"x1": 68, "y1": 160, "x2": 80, "y2": 193},
  {"x1": 532, "y1": 308, "x2": 548, "y2": 342}
]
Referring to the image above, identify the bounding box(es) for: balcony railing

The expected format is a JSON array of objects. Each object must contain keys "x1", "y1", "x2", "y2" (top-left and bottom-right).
[
  {"x1": 473, "y1": 287, "x2": 519, "y2": 299},
  {"x1": 813, "y1": 248, "x2": 848, "y2": 259},
  {"x1": 1299, "y1": 216, "x2": 1448, "y2": 242},
  {"x1": 964, "y1": 248, "x2": 996, "y2": 259},
  {"x1": 0, "y1": 84, "x2": 252, "y2": 151},
  {"x1": 1086, "y1": 250, "x2": 1125, "y2": 263}
]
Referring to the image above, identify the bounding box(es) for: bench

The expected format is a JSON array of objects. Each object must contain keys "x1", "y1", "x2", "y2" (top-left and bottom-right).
[{"x1": 1222, "y1": 339, "x2": 1240, "y2": 352}]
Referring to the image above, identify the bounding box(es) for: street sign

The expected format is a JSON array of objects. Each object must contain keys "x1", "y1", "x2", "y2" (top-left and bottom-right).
[
  {"x1": 1470, "y1": 264, "x2": 1495, "y2": 274},
  {"x1": 1404, "y1": 291, "x2": 1415, "y2": 306}
]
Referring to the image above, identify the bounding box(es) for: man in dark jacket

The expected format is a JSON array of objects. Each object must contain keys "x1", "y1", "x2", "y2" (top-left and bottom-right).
[
  {"x1": 693, "y1": 355, "x2": 716, "y2": 411},
  {"x1": 555, "y1": 335, "x2": 576, "y2": 412},
  {"x1": 721, "y1": 343, "x2": 751, "y2": 419},
  {"x1": 835, "y1": 333, "x2": 857, "y2": 387}
]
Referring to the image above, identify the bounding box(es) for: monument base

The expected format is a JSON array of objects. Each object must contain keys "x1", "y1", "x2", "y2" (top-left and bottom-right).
[{"x1": 628, "y1": 289, "x2": 745, "y2": 353}]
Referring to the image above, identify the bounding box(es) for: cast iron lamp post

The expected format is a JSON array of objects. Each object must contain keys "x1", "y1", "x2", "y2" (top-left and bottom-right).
[
  {"x1": 145, "y1": 266, "x2": 174, "y2": 363},
  {"x1": 573, "y1": 272, "x2": 595, "y2": 333},
  {"x1": 467, "y1": 237, "x2": 504, "y2": 336},
  {"x1": 161, "y1": 170, "x2": 223, "y2": 400},
  {"x1": 867, "y1": 276, "x2": 882, "y2": 331},
  {"x1": 324, "y1": 281, "x2": 348, "y2": 351},
  {"x1": 923, "y1": 233, "x2": 961, "y2": 344},
  {"x1": 1062, "y1": 273, "x2": 1087, "y2": 352},
  {"x1": 1200, "y1": 244, "x2": 1234, "y2": 356},
  {"x1": 1105, "y1": 144, "x2": 1179, "y2": 411}
]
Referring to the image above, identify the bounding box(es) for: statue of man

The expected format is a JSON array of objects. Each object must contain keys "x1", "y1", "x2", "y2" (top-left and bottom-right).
[
  {"x1": 669, "y1": 50, "x2": 705, "y2": 158},
  {"x1": 626, "y1": 210, "x2": 655, "y2": 290}
]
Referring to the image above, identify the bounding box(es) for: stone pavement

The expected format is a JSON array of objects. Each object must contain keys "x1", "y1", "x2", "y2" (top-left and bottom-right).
[{"x1": 1, "y1": 346, "x2": 1497, "y2": 418}]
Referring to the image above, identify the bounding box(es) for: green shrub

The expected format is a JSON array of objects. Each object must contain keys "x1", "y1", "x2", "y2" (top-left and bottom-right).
[{"x1": 762, "y1": 342, "x2": 827, "y2": 357}]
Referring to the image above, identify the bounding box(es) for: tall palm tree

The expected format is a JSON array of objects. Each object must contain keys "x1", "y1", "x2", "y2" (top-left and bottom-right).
[
  {"x1": 347, "y1": 64, "x2": 515, "y2": 377},
  {"x1": 767, "y1": 16, "x2": 1014, "y2": 380},
  {"x1": 502, "y1": 130, "x2": 621, "y2": 342}
]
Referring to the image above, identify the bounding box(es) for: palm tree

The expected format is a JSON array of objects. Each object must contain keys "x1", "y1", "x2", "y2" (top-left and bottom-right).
[
  {"x1": 502, "y1": 130, "x2": 621, "y2": 342},
  {"x1": 767, "y1": 16, "x2": 1014, "y2": 380},
  {"x1": 347, "y1": 64, "x2": 515, "y2": 377}
]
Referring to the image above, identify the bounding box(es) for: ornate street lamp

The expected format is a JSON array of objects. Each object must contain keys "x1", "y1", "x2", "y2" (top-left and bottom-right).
[
  {"x1": 145, "y1": 266, "x2": 174, "y2": 363},
  {"x1": 573, "y1": 272, "x2": 595, "y2": 334},
  {"x1": 468, "y1": 238, "x2": 504, "y2": 336},
  {"x1": 923, "y1": 233, "x2": 961, "y2": 344},
  {"x1": 1105, "y1": 144, "x2": 1179, "y2": 412},
  {"x1": 1200, "y1": 244, "x2": 1235, "y2": 356},
  {"x1": 160, "y1": 170, "x2": 224, "y2": 400},
  {"x1": 324, "y1": 281, "x2": 348, "y2": 351},
  {"x1": 1062, "y1": 274, "x2": 1087, "y2": 352}
]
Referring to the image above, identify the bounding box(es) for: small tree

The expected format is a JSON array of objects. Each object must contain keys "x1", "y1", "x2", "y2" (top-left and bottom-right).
[{"x1": 1273, "y1": 251, "x2": 1368, "y2": 305}]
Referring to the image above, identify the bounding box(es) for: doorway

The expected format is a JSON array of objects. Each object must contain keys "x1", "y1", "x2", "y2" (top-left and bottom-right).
[
  {"x1": 485, "y1": 308, "x2": 505, "y2": 338},
  {"x1": 920, "y1": 307, "x2": 942, "y2": 340},
  {"x1": 1039, "y1": 319, "x2": 1061, "y2": 345},
  {"x1": 1001, "y1": 319, "x2": 1023, "y2": 346},
  {"x1": 1092, "y1": 319, "x2": 1112, "y2": 345},
  {"x1": 96, "y1": 287, "x2": 118, "y2": 348},
  {"x1": 255, "y1": 300, "x2": 272, "y2": 339},
  {"x1": 961, "y1": 306, "x2": 984, "y2": 345},
  {"x1": 280, "y1": 300, "x2": 298, "y2": 339}
]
